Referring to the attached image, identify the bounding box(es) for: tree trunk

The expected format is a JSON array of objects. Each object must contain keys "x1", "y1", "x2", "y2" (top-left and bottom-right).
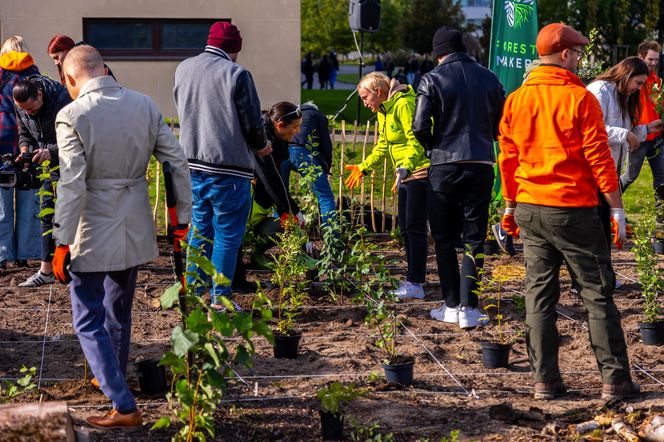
[{"x1": 0, "y1": 401, "x2": 75, "y2": 441}]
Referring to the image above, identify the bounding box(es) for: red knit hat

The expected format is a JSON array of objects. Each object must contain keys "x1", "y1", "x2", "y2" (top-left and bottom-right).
[
  {"x1": 536, "y1": 23, "x2": 588, "y2": 56},
  {"x1": 207, "y1": 21, "x2": 242, "y2": 53}
]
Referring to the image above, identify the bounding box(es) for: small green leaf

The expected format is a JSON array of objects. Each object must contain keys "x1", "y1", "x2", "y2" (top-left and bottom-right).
[
  {"x1": 186, "y1": 309, "x2": 211, "y2": 334},
  {"x1": 160, "y1": 283, "x2": 181, "y2": 309},
  {"x1": 171, "y1": 326, "x2": 199, "y2": 357},
  {"x1": 159, "y1": 351, "x2": 186, "y2": 374},
  {"x1": 210, "y1": 311, "x2": 234, "y2": 336},
  {"x1": 189, "y1": 255, "x2": 216, "y2": 277},
  {"x1": 204, "y1": 342, "x2": 221, "y2": 367},
  {"x1": 151, "y1": 416, "x2": 171, "y2": 430}
]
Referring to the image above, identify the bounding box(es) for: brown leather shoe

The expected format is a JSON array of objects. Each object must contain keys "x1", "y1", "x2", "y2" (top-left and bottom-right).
[
  {"x1": 602, "y1": 380, "x2": 640, "y2": 400},
  {"x1": 87, "y1": 409, "x2": 142, "y2": 430},
  {"x1": 534, "y1": 379, "x2": 568, "y2": 400}
]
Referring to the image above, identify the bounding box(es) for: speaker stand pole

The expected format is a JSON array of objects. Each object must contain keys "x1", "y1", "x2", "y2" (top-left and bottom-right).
[{"x1": 356, "y1": 30, "x2": 364, "y2": 125}]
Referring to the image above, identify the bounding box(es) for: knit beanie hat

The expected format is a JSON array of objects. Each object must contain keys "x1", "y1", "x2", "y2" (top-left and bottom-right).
[
  {"x1": 207, "y1": 21, "x2": 242, "y2": 53},
  {"x1": 432, "y1": 26, "x2": 466, "y2": 59}
]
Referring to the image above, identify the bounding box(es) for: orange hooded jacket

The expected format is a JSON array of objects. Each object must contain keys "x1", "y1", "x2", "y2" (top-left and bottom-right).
[
  {"x1": 0, "y1": 51, "x2": 34, "y2": 72},
  {"x1": 498, "y1": 65, "x2": 619, "y2": 208},
  {"x1": 638, "y1": 70, "x2": 662, "y2": 141}
]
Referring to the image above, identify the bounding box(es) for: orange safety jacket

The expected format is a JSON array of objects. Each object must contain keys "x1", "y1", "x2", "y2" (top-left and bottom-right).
[
  {"x1": 638, "y1": 69, "x2": 662, "y2": 141},
  {"x1": 498, "y1": 65, "x2": 619, "y2": 208}
]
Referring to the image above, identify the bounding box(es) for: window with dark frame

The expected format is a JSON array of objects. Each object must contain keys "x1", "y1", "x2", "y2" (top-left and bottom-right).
[{"x1": 83, "y1": 18, "x2": 230, "y2": 60}]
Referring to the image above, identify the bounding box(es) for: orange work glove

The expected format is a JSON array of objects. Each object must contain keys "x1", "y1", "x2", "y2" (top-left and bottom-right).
[
  {"x1": 610, "y1": 208, "x2": 626, "y2": 250},
  {"x1": 344, "y1": 164, "x2": 364, "y2": 190},
  {"x1": 501, "y1": 208, "x2": 520, "y2": 239},
  {"x1": 167, "y1": 224, "x2": 190, "y2": 244},
  {"x1": 52, "y1": 245, "x2": 71, "y2": 284}
]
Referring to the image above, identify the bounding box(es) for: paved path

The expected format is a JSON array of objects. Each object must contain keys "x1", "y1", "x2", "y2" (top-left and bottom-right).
[{"x1": 301, "y1": 63, "x2": 375, "y2": 90}]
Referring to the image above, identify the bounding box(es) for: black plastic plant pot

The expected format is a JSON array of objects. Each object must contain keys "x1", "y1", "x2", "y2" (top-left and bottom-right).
[
  {"x1": 480, "y1": 342, "x2": 512, "y2": 368},
  {"x1": 273, "y1": 331, "x2": 302, "y2": 359},
  {"x1": 319, "y1": 410, "x2": 344, "y2": 440},
  {"x1": 484, "y1": 239, "x2": 501, "y2": 256},
  {"x1": 134, "y1": 359, "x2": 167, "y2": 394},
  {"x1": 639, "y1": 321, "x2": 664, "y2": 345},
  {"x1": 306, "y1": 269, "x2": 319, "y2": 282},
  {"x1": 653, "y1": 239, "x2": 664, "y2": 255},
  {"x1": 382, "y1": 356, "x2": 415, "y2": 386}
]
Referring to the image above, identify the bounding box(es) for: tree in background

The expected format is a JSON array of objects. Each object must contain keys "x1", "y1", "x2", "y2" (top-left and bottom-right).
[
  {"x1": 302, "y1": 0, "x2": 355, "y2": 56},
  {"x1": 399, "y1": 0, "x2": 465, "y2": 54}
]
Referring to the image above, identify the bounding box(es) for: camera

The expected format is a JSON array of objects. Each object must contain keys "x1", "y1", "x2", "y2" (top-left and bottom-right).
[{"x1": 0, "y1": 152, "x2": 41, "y2": 190}]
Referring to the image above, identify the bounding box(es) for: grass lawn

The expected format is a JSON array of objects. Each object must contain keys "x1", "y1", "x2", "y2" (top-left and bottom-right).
[
  {"x1": 336, "y1": 72, "x2": 360, "y2": 84},
  {"x1": 622, "y1": 164, "x2": 656, "y2": 220},
  {"x1": 301, "y1": 89, "x2": 375, "y2": 124}
]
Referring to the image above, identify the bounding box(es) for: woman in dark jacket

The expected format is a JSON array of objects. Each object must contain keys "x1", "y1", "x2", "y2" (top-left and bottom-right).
[{"x1": 0, "y1": 36, "x2": 41, "y2": 268}]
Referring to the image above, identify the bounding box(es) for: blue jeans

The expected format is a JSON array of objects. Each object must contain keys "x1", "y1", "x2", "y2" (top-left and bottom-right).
[
  {"x1": 280, "y1": 146, "x2": 337, "y2": 225},
  {"x1": 69, "y1": 267, "x2": 138, "y2": 413},
  {"x1": 0, "y1": 187, "x2": 41, "y2": 262},
  {"x1": 187, "y1": 171, "x2": 251, "y2": 302},
  {"x1": 620, "y1": 138, "x2": 664, "y2": 192}
]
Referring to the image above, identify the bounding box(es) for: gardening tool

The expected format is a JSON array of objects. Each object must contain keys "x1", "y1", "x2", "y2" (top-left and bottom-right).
[{"x1": 162, "y1": 161, "x2": 187, "y2": 318}]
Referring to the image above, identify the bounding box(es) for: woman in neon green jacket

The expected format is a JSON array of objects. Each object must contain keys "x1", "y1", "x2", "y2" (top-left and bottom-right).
[{"x1": 345, "y1": 71, "x2": 430, "y2": 300}]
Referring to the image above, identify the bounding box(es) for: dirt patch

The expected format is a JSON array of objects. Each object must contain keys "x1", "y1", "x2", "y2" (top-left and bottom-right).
[{"x1": 0, "y1": 237, "x2": 662, "y2": 440}]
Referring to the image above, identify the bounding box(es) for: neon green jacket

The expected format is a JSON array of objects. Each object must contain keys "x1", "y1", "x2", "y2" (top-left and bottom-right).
[{"x1": 358, "y1": 83, "x2": 430, "y2": 175}]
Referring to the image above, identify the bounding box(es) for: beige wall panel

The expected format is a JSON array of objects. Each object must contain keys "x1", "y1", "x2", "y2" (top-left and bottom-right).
[
  {"x1": 238, "y1": 18, "x2": 300, "y2": 109},
  {"x1": 0, "y1": 0, "x2": 300, "y2": 120}
]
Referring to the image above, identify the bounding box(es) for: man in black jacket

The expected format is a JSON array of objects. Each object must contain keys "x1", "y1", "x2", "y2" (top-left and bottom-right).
[
  {"x1": 413, "y1": 26, "x2": 505, "y2": 329},
  {"x1": 13, "y1": 75, "x2": 72, "y2": 287}
]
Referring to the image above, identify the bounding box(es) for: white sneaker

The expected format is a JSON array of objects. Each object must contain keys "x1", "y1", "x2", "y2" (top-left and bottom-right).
[
  {"x1": 458, "y1": 306, "x2": 483, "y2": 329},
  {"x1": 430, "y1": 304, "x2": 460, "y2": 323},
  {"x1": 395, "y1": 282, "x2": 425, "y2": 300},
  {"x1": 18, "y1": 271, "x2": 55, "y2": 287},
  {"x1": 390, "y1": 281, "x2": 408, "y2": 298}
]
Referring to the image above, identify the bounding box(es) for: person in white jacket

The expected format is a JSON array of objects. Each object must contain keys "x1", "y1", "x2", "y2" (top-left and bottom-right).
[
  {"x1": 587, "y1": 57, "x2": 663, "y2": 247},
  {"x1": 52, "y1": 45, "x2": 191, "y2": 430}
]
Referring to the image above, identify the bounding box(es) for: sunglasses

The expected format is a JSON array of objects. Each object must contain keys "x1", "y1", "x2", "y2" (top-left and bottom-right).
[
  {"x1": 568, "y1": 47, "x2": 586, "y2": 61},
  {"x1": 278, "y1": 105, "x2": 302, "y2": 122}
]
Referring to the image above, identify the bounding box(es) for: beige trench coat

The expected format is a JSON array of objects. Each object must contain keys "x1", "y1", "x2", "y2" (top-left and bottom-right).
[{"x1": 53, "y1": 76, "x2": 191, "y2": 272}]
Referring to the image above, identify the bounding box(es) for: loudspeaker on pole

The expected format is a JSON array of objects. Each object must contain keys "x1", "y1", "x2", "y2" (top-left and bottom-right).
[{"x1": 348, "y1": 0, "x2": 381, "y2": 33}]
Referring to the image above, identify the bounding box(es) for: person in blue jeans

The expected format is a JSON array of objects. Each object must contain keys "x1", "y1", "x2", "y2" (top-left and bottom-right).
[
  {"x1": 0, "y1": 37, "x2": 41, "y2": 268},
  {"x1": 174, "y1": 22, "x2": 272, "y2": 308},
  {"x1": 280, "y1": 103, "x2": 336, "y2": 226}
]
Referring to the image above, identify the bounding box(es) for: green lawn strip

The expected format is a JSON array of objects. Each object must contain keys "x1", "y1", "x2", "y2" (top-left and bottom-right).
[{"x1": 301, "y1": 89, "x2": 374, "y2": 124}]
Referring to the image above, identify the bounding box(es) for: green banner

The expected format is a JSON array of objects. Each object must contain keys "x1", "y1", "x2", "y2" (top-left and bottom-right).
[{"x1": 488, "y1": 0, "x2": 539, "y2": 200}]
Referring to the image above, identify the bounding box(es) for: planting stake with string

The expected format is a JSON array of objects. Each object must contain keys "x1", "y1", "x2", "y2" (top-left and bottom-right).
[
  {"x1": 360, "y1": 121, "x2": 369, "y2": 228},
  {"x1": 381, "y1": 156, "x2": 387, "y2": 232},
  {"x1": 338, "y1": 120, "x2": 346, "y2": 214},
  {"x1": 152, "y1": 161, "x2": 161, "y2": 225},
  {"x1": 369, "y1": 120, "x2": 378, "y2": 232},
  {"x1": 349, "y1": 122, "x2": 359, "y2": 227}
]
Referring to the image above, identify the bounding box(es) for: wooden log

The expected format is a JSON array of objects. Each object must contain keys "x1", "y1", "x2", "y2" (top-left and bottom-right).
[{"x1": 0, "y1": 401, "x2": 75, "y2": 441}]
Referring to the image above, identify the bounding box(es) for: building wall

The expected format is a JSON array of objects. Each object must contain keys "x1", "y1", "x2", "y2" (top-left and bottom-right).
[{"x1": 0, "y1": 0, "x2": 301, "y2": 118}]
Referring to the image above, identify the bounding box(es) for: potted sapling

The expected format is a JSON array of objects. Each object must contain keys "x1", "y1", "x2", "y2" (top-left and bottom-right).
[
  {"x1": 270, "y1": 217, "x2": 315, "y2": 358},
  {"x1": 316, "y1": 382, "x2": 365, "y2": 440},
  {"x1": 367, "y1": 301, "x2": 414, "y2": 385},
  {"x1": 633, "y1": 214, "x2": 664, "y2": 345},
  {"x1": 469, "y1": 253, "x2": 513, "y2": 367}
]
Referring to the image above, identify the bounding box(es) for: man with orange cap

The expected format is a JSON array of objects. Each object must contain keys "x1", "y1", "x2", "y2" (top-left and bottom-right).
[{"x1": 498, "y1": 23, "x2": 639, "y2": 400}]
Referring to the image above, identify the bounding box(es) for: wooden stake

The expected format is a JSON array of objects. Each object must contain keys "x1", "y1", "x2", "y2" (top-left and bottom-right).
[
  {"x1": 359, "y1": 121, "x2": 370, "y2": 229},
  {"x1": 349, "y1": 121, "x2": 359, "y2": 226},
  {"x1": 381, "y1": 156, "x2": 387, "y2": 233},
  {"x1": 369, "y1": 121, "x2": 378, "y2": 233},
  {"x1": 339, "y1": 120, "x2": 346, "y2": 214},
  {"x1": 153, "y1": 161, "x2": 161, "y2": 225}
]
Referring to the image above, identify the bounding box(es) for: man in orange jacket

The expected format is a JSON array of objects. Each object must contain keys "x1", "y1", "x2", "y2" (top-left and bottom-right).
[
  {"x1": 498, "y1": 23, "x2": 638, "y2": 401},
  {"x1": 621, "y1": 40, "x2": 664, "y2": 224}
]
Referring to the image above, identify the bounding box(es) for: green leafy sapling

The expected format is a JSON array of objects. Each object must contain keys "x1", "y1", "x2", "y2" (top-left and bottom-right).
[{"x1": 316, "y1": 382, "x2": 365, "y2": 417}]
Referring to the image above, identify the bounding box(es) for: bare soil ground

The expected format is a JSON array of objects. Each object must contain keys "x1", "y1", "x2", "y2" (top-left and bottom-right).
[{"x1": 0, "y1": 237, "x2": 662, "y2": 441}]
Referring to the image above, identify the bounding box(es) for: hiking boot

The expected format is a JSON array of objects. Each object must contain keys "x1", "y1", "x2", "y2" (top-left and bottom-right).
[
  {"x1": 601, "y1": 380, "x2": 640, "y2": 400},
  {"x1": 0, "y1": 261, "x2": 5, "y2": 270},
  {"x1": 393, "y1": 281, "x2": 425, "y2": 300},
  {"x1": 430, "y1": 304, "x2": 460, "y2": 323},
  {"x1": 232, "y1": 279, "x2": 262, "y2": 294},
  {"x1": 534, "y1": 379, "x2": 568, "y2": 400},
  {"x1": 18, "y1": 271, "x2": 55, "y2": 287},
  {"x1": 90, "y1": 377, "x2": 100, "y2": 389},
  {"x1": 458, "y1": 306, "x2": 484, "y2": 329},
  {"x1": 15, "y1": 259, "x2": 28, "y2": 268},
  {"x1": 87, "y1": 409, "x2": 142, "y2": 430}
]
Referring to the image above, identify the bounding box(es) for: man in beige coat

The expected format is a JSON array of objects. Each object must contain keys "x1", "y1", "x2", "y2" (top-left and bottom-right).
[{"x1": 52, "y1": 46, "x2": 191, "y2": 430}]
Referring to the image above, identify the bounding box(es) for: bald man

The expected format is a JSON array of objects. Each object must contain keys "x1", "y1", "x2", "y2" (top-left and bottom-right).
[{"x1": 52, "y1": 46, "x2": 191, "y2": 429}]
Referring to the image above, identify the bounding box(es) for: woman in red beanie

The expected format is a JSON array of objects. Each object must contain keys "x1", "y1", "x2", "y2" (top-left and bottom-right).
[{"x1": 47, "y1": 35, "x2": 115, "y2": 85}]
